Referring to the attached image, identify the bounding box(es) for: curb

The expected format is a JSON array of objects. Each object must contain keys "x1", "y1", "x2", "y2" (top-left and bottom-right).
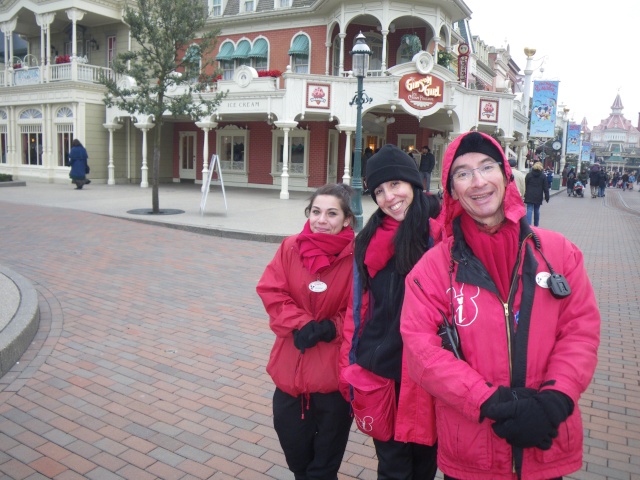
[
  {"x1": 0, "y1": 265, "x2": 40, "y2": 378},
  {"x1": 0, "y1": 181, "x2": 27, "y2": 188}
]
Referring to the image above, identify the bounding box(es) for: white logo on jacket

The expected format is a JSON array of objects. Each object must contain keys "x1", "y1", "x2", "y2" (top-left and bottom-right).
[{"x1": 446, "y1": 284, "x2": 480, "y2": 327}]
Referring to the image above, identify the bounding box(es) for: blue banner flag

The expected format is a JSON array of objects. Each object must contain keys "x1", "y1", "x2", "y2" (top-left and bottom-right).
[
  {"x1": 581, "y1": 142, "x2": 591, "y2": 163},
  {"x1": 530, "y1": 81, "x2": 560, "y2": 138},
  {"x1": 566, "y1": 124, "x2": 581, "y2": 154}
]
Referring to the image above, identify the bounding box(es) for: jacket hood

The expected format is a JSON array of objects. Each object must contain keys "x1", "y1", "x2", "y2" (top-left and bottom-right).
[{"x1": 438, "y1": 131, "x2": 525, "y2": 237}]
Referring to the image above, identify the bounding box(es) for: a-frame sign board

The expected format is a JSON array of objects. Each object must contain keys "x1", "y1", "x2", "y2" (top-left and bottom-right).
[{"x1": 200, "y1": 154, "x2": 228, "y2": 215}]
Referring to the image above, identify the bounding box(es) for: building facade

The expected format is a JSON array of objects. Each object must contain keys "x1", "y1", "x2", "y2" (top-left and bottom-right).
[
  {"x1": 1, "y1": 0, "x2": 530, "y2": 195},
  {"x1": 589, "y1": 94, "x2": 640, "y2": 171}
]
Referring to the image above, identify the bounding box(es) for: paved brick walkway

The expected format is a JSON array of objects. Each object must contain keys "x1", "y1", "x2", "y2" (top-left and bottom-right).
[{"x1": 0, "y1": 187, "x2": 639, "y2": 480}]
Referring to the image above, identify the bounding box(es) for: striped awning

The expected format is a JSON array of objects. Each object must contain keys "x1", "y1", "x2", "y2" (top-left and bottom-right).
[
  {"x1": 248, "y1": 39, "x2": 268, "y2": 59},
  {"x1": 215, "y1": 42, "x2": 235, "y2": 61},
  {"x1": 288, "y1": 35, "x2": 309, "y2": 56},
  {"x1": 231, "y1": 40, "x2": 251, "y2": 60}
]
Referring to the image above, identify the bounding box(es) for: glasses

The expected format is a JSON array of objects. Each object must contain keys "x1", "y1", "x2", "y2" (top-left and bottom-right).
[{"x1": 451, "y1": 162, "x2": 501, "y2": 183}]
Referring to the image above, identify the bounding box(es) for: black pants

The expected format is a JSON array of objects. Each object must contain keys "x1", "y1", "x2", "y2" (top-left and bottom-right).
[
  {"x1": 273, "y1": 388, "x2": 352, "y2": 480},
  {"x1": 372, "y1": 436, "x2": 437, "y2": 480}
]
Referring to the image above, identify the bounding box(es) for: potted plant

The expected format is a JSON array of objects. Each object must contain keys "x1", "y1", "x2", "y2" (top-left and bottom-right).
[
  {"x1": 55, "y1": 55, "x2": 71, "y2": 64},
  {"x1": 437, "y1": 51, "x2": 454, "y2": 68}
]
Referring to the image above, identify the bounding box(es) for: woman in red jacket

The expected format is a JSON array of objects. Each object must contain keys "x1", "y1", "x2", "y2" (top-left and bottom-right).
[
  {"x1": 342, "y1": 145, "x2": 441, "y2": 479},
  {"x1": 257, "y1": 183, "x2": 355, "y2": 480}
]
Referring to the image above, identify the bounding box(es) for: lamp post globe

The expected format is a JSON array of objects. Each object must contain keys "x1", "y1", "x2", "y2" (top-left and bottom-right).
[{"x1": 349, "y1": 32, "x2": 372, "y2": 231}]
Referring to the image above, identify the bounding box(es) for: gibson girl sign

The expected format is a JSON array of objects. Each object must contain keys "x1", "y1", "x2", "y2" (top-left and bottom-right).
[{"x1": 398, "y1": 73, "x2": 444, "y2": 110}]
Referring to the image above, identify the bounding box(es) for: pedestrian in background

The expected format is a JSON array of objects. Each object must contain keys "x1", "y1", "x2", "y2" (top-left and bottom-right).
[
  {"x1": 401, "y1": 131, "x2": 600, "y2": 480},
  {"x1": 419, "y1": 145, "x2": 436, "y2": 192},
  {"x1": 342, "y1": 144, "x2": 441, "y2": 479},
  {"x1": 256, "y1": 183, "x2": 355, "y2": 480},
  {"x1": 68, "y1": 139, "x2": 91, "y2": 189},
  {"x1": 589, "y1": 164, "x2": 601, "y2": 198},
  {"x1": 508, "y1": 158, "x2": 526, "y2": 200},
  {"x1": 598, "y1": 169, "x2": 607, "y2": 197},
  {"x1": 524, "y1": 162, "x2": 550, "y2": 227}
]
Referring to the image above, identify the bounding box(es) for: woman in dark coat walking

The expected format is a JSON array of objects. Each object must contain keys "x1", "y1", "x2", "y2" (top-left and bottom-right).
[
  {"x1": 524, "y1": 162, "x2": 550, "y2": 226},
  {"x1": 68, "y1": 139, "x2": 90, "y2": 189}
]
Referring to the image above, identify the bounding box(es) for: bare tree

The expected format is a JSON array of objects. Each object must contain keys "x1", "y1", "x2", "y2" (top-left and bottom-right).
[{"x1": 102, "y1": 0, "x2": 225, "y2": 213}]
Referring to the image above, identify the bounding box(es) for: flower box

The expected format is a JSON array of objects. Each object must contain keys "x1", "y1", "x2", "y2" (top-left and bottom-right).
[
  {"x1": 55, "y1": 55, "x2": 71, "y2": 64},
  {"x1": 257, "y1": 69, "x2": 282, "y2": 78}
]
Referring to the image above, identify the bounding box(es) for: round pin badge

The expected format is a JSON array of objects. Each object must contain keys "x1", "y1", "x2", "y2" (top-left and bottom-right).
[
  {"x1": 535, "y1": 272, "x2": 551, "y2": 288},
  {"x1": 309, "y1": 281, "x2": 327, "y2": 293}
]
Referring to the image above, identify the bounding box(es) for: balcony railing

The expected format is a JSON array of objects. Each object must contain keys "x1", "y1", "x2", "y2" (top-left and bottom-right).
[{"x1": 3, "y1": 59, "x2": 115, "y2": 87}]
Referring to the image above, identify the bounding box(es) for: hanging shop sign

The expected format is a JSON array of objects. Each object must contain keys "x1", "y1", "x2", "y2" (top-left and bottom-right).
[
  {"x1": 457, "y1": 43, "x2": 470, "y2": 87},
  {"x1": 398, "y1": 73, "x2": 444, "y2": 110},
  {"x1": 307, "y1": 83, "x2": 331, "y2": 109}
]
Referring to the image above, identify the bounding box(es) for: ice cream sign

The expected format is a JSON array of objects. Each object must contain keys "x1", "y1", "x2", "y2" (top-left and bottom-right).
[
  {"x1": 399, "y1": 73, "x2": 444, "y2": 110},
  {"x1": 307, "y1": 83, "x2": 330, "y2": 109}
]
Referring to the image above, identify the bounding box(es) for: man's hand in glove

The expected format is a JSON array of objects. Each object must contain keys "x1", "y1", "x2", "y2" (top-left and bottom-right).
[
  {"x1": 293, "y1": 320, "x2": 336, "y2": 353},
  {"x1": 484, "y1": 390, "x2": 574, "y2": 450}
]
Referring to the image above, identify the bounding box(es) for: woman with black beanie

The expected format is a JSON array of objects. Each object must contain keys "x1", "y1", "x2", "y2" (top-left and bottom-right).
[{"x1": 342, "y1": 144, "x2": 441, "y2": 479}]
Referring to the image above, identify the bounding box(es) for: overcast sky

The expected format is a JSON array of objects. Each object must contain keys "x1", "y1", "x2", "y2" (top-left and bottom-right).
[{"x1": 463, "y1": 0, "x2": 640, "y2": 131}]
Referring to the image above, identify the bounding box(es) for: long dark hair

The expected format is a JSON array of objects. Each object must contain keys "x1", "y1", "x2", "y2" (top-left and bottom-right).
[{"x1": 355, "y1": 187, "x2": 441, "y2": 287}]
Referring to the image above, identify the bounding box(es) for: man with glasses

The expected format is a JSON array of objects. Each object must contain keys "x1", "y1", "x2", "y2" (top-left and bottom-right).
[{"x1": 400, "y1": 131, "x2": 600, "y2": 480}]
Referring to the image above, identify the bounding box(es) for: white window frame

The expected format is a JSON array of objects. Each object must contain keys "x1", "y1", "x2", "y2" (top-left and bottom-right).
[
  {"x1": 242, "y1": 0, "x2": 255, "y2": 13},
  {"x1": 332, "y1": 36, "x2": 340, "y2": 75},
  {"x1": 397, "y1": 135, "x2": 417, "y2": 155},
  {"x1": 0, "y1": 126, "x2": 7, "y2": 164},
  {"x1": 18, "y1": 108, "x2": 43, "y2": 166},
  {"x1": 211, "y1": 0, "x2": 223, "y2": 16},
  {"x1": 292, "y1": 54, "x2": 309, "y2": 73},
  {"x1": 252, "y1": 37, "x2": 269, "y2": 71},
  {"x1": 276, "y1": 0, "x2": 291, "y2": 8},
  {"x1": 0, "y1": 109, "x2": 7, "y2": 164},
  {"x1": 54, "y1": 106, "x2": 75, "y2": 167},
  {"x1": 107, "y1": 36, "x2": 117, "y2": 66},
  {"x1": 271, "y1": 128, "x2": 309, "y2": 177},
  {"x1": 216, "y1": 125, "x2": 248, "y2": 173}
]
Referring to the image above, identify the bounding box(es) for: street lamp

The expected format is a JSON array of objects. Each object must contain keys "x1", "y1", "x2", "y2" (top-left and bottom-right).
[{"x1": 349, "y1": 32, "x2": 372, "y2": 231}]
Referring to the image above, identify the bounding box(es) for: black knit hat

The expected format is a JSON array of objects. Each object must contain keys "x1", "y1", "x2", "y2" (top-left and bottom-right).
[
  {"x1": 366, "y1": 144, "x2": 423, "y2": 202},
  {"x1": 448, "y1": 132, "x2": 505, "y2": 193}
]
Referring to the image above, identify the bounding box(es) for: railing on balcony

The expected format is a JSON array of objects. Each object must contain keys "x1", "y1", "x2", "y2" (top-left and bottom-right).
[{"x1": 4, "y1": 59, "x2": 114, "y2": 87}]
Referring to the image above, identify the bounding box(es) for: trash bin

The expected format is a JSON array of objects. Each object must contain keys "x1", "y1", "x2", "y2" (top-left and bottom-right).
[{"x1": 551, "y1": 175, "x2": 561, "y2": 191}]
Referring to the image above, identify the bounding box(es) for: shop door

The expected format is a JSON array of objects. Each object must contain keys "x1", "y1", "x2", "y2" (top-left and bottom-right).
[{"x1": 179, "y1": 132, "x2": 197, "y2": 180}]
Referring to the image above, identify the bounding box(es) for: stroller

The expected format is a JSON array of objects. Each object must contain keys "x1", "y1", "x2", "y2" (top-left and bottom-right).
[{"x1": 572, "y1": 180, "x2": 584, "y2": 197}]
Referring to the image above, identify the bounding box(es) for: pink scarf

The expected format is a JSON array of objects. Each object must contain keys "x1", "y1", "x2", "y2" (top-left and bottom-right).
[
  {"x1": 296, "y1": 220, "x2": 354, "y2": 274},
  {"x1": 460, "y1": 212, "x2": 519, "y2": 300},
  {"x1": 364, "y1": 216, "x2": 400, "y2": 278}
]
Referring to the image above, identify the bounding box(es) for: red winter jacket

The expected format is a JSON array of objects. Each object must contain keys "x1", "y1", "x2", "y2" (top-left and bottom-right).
[
  {"x1": 257, "y1": 234, "x2": 353, "y2": 397},
  {"x1": 401, "y1": 132, "x2": 600, "y2": 479}
]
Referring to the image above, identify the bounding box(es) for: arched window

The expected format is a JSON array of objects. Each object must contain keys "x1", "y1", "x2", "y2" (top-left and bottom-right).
[
  {"x1": 55, "y1": 107, "x2": 74, "y2": 167},
  {"x1": 288, "y1": 34, "x2": 309, "y2": 73},
  {"x1": 332, "y1": 36, "x2": 340, "y2": 75},
  {"x1": 19, "y1": 108, "x2": 43, "y2": 166},
  {"x1": 0, "y1": 109, "x2": 7, "y2": 164},
  {"x1": 363, "y1": 33, "x2": 383, "y2": 75},
  {"x1": 216, "y1": 41, "x2": 235, "y2": 79},
  {"x1": 232, "y1": 39, "x2": 251, "y2": 68},
  {"x1": 249, "y1": 38, "x2": 269, "y2": 71}
]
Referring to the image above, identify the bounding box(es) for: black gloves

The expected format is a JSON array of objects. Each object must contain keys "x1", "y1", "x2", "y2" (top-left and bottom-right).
[
  {"x1": 479, "y1": 386, "x2": 537, "y2": 422},
  {"x1": 483, "y1": 389, "x2": 574, "y2": 450},
  {"x1": 293, "y1": 320, "x2": 336, "y2": 353}
]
